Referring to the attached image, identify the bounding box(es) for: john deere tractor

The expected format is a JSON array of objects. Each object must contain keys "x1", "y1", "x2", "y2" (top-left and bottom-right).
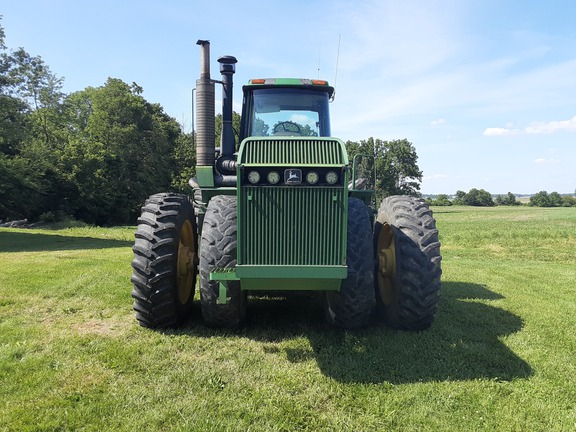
[{"x1": 130, "y1": 41, "x2": 442, "y2": 329}]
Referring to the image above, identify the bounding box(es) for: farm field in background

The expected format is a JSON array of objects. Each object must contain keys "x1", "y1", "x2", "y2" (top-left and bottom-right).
[{"x1": 1, "y1": 206, "x2": 575, "y2": 431}]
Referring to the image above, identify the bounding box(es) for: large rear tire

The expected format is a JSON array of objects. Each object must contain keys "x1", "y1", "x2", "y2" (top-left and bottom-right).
[
  {"x1": 374, "y1": 195, "x2": 442, "y2": 330},
  {"x1": 131, "y1": 193, "x2": 198, "y2": 328},
  {"x1": 324, "y1": 198, "x2": 375, "y2": 328},
  {"x1": 199, "y1": 195, "x2": 247, "y2": 327}
]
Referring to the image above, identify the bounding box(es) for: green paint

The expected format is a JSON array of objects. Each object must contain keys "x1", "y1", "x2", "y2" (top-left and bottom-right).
[
  {"x1": 195, "y1": 166, "x2": 215, "y2": 187},
  {"x1": 235, "y1": 137, "x2": 349, "y2": 286},
  {"x1": 235, "y1": 265, "x2": 347, "y2": 279}
]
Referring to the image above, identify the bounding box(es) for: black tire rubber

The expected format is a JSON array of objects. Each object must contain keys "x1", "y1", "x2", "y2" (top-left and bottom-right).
[
  {"x1": 199, "y1": 195, "x2": 247, "y2": 327},
  {"x1": 131, "y1": 193, "x2": 198, "y2": 328},
  {"x1": 374, "y1": 195, "x2": 442, "y2": 330},
  {"x1": 324, "y1": 198, "x2": 376, "y2": 329}
]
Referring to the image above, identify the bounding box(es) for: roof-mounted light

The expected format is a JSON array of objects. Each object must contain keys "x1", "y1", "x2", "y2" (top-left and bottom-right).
[{"x1": 249, "y1": 78, "x2": 276, "y2": 85}]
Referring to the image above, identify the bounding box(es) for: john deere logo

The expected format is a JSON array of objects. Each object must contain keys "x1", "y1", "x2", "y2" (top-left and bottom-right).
[{"x1": 284, "y1": 169, "x2": 302, "y2": 185}]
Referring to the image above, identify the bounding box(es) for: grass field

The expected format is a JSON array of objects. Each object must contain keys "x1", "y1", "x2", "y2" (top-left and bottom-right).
[{"x1": 1, "y1": 206, "x2": 575, "y2": 431}]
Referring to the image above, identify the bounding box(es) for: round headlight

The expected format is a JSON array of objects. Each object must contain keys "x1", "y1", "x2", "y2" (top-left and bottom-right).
[
  {"x1": 306, "y1": 171, "x2": 319, "y2": 185},
  {"x1": 267, "y1": 171, "x2": 280, "y2": 185},
  {"x1": 247, "y1": 170, "x2": 260, "y2": 184},
  {"x1": 326, "y1": 171, "x2": 338, "y2": 185}
]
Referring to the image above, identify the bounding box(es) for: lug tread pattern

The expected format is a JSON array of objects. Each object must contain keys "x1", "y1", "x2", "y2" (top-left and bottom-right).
[
  {"x1": 130, "y1": 193, "x2": 196, "y2": 328},
  {"x1": 376, "y1": 195, "x2": 442, "y2": 330},
  {"x1": 325, "y1": 198, "x2": 376, "y2": 328},
  {"x1": 199, "y1": 195, "x2": 247, "y2": 327}
]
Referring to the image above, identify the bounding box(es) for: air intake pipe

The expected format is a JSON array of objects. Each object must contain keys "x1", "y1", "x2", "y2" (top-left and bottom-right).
[{"x1": 195, "y1": 40, "x2": 215, "y2": 167}]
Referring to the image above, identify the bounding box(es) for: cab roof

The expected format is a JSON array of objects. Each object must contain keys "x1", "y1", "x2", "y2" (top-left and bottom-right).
[{"x1": 244, "y1": 78, "x2": 334, "y2": 98}]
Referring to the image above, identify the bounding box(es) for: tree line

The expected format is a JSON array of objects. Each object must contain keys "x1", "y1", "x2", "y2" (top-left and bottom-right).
[
  {"x1": 427, "y1": 189, "x2": 576, "y2": 207},
  {"x1": 0, "y1": 19, "x2": 423, "y2": 226}
]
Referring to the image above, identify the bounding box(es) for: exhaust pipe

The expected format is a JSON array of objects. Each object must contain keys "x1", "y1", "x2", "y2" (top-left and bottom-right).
[
  {"x1": 218, "y1": 55, "x2": 237, "y2": 159},
  {"x1": 195, "y1": 40, "x2": 215, "y2": 166}
]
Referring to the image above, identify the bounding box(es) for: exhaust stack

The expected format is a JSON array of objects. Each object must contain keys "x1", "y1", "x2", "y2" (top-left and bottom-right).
[
  {"x1": 218, "y1": 55, "x2": 237, "y2": 159},
  {"x1": 195, "y1": 40, "x2": 215, "y2": 166}
]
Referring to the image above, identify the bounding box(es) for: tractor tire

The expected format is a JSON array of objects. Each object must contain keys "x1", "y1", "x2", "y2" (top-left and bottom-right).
[
  {"x1": 199, "y1": 195, "x2": 247, "y2": 327},
  {"x1": 324, "y1": 198, "x2": 376, "y2": 329},
  {"x1": 374, "y1": 195, "x2": 442, "y2": 330},
  {"x1": 131, "y1": 193, "x2": 198, "y2": 328}
]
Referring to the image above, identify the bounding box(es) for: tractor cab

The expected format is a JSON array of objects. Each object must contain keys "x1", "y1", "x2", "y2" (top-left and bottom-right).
[{"x1": 240, "y1": 79, "x2": 334, "y2": 140}]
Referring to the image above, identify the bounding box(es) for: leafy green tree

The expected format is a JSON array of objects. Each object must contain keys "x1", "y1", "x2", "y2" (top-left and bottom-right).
[
  {"x1": 496, "y1": 192, "x2": 519, "y2": 206},
  {"x1": 62, "y1": 78, "x2": 181, "y2": 225},
  {"x1": 0, "y1": 18, "x2": 65, "y2": 221},
  {"x1": 548, "y1": 192, "x2": 563, "y2": 207},
  {"x1": 346, "y1": 137, "x2": 422, "y2": 203},
  {"x1": 427, "y1": 194, "x2": 452, "y2": 206},
  {"x1": 171, "y1": 132, "x2": 195, "y2": 193},
  {"x1": 529, "y1": 190, "x2": 569, "y2": 207},
  {"x1": 214, "y1": 111, "x2": 242, "y2": 149},
  {"x1": 463, "y1": 188, "x2": 494, "y2": 206},
  {"x1": 529, "y1": 191, "x2": 551, "y2": 207},
  {"x1": 561, "y1": 195, "x2": 576, "y2": 207},
  {"x1": 453, "y1": 190, "x2": 466, "y2": 205}
]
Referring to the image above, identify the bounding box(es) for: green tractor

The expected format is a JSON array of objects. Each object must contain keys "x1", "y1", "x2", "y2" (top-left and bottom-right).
[{"x1": 131, "y1": 41, "x2": 442, "y2": 330}]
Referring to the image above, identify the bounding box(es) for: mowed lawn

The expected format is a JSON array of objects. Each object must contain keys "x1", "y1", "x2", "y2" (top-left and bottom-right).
[{"x1": 1, "y1": 206, "x2": 575, "y2": 431}]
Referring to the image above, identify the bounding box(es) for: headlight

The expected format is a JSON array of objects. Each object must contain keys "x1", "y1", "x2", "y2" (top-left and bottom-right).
[
  {"x1": 267, "y1": 171, "x2": 280, "y2": 185},
  {"x1": 247, "y1": 170, "x2": 260, "y2": 184},
  {"x1": 306, "y1": 171, "x2": 319, "y2": 185},
  {"x1": 326, "y1": 171, "x2": 338, "y2": 185}
]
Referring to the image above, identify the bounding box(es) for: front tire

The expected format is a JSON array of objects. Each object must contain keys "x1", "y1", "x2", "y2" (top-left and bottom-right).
[
  {"x1": 324, "y1": 198, "x2": 375, "y2": 328},
  {"x1": 199, "y1": 195, "x2": 247, "y2": 327},
  {"x1": 374, "y1": 195, "x2": 442, "y2": 330},
  {"x1": 131, "y1": 193, "x2": 198, "y2": 328}
]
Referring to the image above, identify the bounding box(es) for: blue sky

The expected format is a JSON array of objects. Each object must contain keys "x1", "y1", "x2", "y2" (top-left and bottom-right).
[{"x1": 2, "y1": 0, "x2": 576, "y2": 194}]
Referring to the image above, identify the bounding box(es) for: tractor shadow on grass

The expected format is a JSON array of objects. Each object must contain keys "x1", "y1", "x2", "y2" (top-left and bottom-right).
[
  {"x1": 223, "y1": 282, "x2": 533, "y2": 384},
  {"x1": 0, "y1": 230, "x2": 132, "y2": 252}
]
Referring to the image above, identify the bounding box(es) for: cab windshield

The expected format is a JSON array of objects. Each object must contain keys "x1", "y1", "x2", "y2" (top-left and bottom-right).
[{"x1": 244, "y1": 88, "x2": 331, "y2": 138}]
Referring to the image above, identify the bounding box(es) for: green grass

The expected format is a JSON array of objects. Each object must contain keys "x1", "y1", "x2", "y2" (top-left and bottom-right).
[{"x1": 1, "y1": 207, "x2": 575, "y2": 431}]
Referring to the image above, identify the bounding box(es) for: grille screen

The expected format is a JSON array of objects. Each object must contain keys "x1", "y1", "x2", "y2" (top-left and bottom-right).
[
  {"x1": 239, "y1": 138, "x2": 345, "y2": 165},
  {"x1": 239, "y1": 187, "x2": 345, "y2": 266}
]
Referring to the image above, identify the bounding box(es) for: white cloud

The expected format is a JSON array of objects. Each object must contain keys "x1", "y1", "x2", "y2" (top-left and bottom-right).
[
  {"x1": 534, "y1": 158, "x2": 560, "y2": 165},
  {"x1": 525, "y1": 116, "x2": 576, "y2": 134},
  {"x1": 484, "y1": 115, "x2": 576, "y2": 136},
  {"x1": 430, "y1": 118, "x2": 446, "y2": 126},
  {"x1": 483, "y1": 127, "x2": 520, "y2": 136}
]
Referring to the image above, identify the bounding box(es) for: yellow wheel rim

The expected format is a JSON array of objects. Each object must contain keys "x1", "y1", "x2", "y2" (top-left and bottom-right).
[
  {"x1": 377, "y1": 223, "x2": 396, "y2": 305},
  {"x1": 177, "y1": 220, "x2": 196, "y2": 304}
]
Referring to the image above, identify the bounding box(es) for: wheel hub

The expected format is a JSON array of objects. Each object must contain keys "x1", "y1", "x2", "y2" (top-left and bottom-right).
[{"x1": 177, "y1": 220, "x2": 197, "y2": 304}]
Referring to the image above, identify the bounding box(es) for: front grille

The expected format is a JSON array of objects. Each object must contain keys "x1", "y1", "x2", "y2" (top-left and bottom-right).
[
  {"x1": 239, "y1": 187, "x2": 346, "y2": 266},
  {"x1": 239, "y1": 138, "x2": 345, "y2": 165}
]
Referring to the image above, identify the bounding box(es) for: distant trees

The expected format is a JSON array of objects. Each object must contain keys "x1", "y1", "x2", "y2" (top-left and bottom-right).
[
  {"x1": 495, "y1": 192, "x2": 520, "y2": 206},
  {"x1": 426, "y1": 190, "x2": 575, "y2": 207},
  {"x1": 529, "y1": 191, "x2": 575, "y2": 207},
  {"x1": 426, "y1": 194, "x2": 452, "y2": 206},
  {"x1": 452, "y1": 188, "x2": 494, "y2": 206}
]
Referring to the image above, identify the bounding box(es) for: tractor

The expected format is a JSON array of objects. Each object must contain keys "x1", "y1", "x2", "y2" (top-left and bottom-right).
[{"x1": 130, "y1": 40, "x2": 442, "y2": 330}]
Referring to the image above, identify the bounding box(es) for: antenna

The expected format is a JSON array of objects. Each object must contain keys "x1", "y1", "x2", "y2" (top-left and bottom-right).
[
  {"x1": 317, "y1": 47, "x2": 321, "y2": 79},
  {"x1": 334, "y1": 34, "x2": 341, "y2": 88}
]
